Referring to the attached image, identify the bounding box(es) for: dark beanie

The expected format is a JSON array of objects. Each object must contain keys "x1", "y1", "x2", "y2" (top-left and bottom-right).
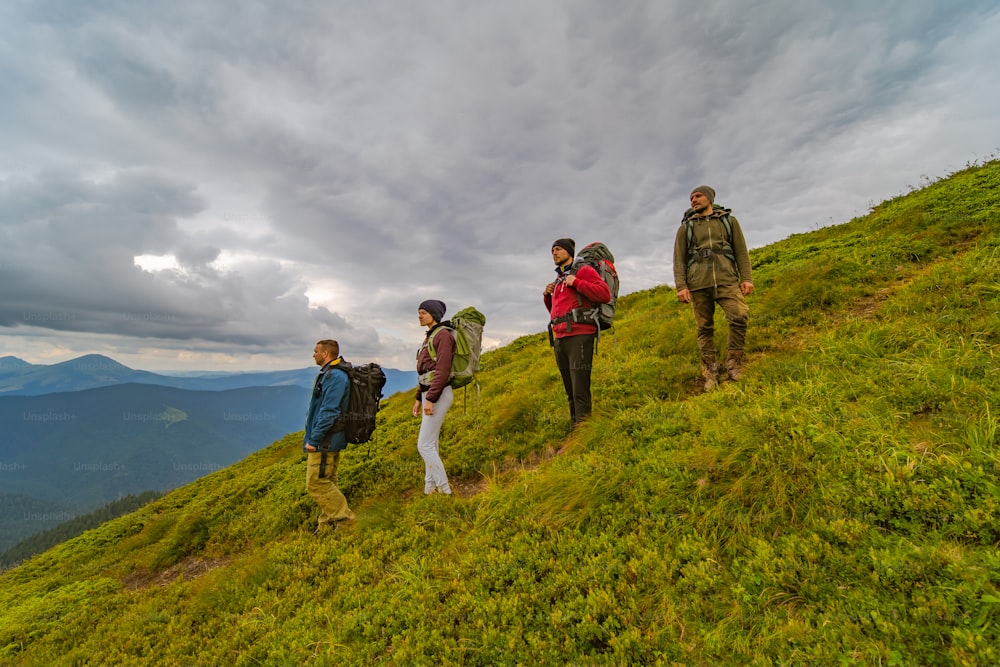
[
  {"x1": 418, "y1": 299, "x2": 446, "y2": 323},
  {"x1": 552, "y1": 238, "x2": 576, "y2": 257},
  {"x1": 691, "y1": 185, "x2": 716, "y2": 204}
]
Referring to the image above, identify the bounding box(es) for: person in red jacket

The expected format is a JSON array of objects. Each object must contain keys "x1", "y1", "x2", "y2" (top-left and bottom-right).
[{"x1": 544, "y1": 238, "x2": 612, "y2": 426}]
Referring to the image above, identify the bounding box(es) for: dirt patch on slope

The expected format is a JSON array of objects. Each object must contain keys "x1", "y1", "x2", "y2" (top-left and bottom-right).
[{"x1": 122, "y1": 555, "x2": 229, "y2": 590}]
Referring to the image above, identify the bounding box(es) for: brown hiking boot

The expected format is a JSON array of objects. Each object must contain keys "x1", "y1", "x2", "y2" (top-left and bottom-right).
[
  {"x1": 724, "y1": 351, "x2": 745, "y2": 382},
  {"x1": 700, "y1": 356, "x2": 719, "y2": 391}
]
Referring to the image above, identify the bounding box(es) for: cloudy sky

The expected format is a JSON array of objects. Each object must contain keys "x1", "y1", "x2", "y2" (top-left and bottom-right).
[{"x1": 2, "y1": 0, "x2": 998, "y2": 372}]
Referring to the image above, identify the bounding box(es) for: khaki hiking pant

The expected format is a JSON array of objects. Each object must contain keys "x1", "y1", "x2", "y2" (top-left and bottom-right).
[
  {"x1": 305, "y1": 450, "x2": 355, "y2": 526},
  {"x1": 690, "y1": 284, "x2": 749, "y2": 362}
]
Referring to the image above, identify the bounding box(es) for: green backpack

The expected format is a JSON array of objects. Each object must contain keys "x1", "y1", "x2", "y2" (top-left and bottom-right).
[{"x1": 427, "y1": 306, "x2": 486, "y2": 389}]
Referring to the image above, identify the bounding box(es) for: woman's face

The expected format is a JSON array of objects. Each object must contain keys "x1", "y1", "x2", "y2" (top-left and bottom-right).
[{"x1": 418, "y1": 309, "x2": 435, "y2": 327}]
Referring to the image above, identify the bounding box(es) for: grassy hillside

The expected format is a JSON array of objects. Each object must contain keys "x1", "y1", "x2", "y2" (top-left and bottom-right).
[{"x1": 1, "y1": 160, "x2": 998, "y2": 665}]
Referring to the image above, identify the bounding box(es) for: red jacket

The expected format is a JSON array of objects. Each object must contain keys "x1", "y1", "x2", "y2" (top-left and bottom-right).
[{"x1": 544, "y1": 263, "x2": 612, "y2": 338}]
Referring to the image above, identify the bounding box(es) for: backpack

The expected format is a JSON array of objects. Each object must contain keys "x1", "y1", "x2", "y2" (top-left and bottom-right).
[
  {"x1": 329, "y1": 361, "x2": 387, "y2": 444},
  {"x1": 571, "y1": 242, "x2": 620, "y2": 331},
  {"x1": 427, "y1": 307, "x2": 486, "y2": 389},
  {"x1": 683, "y1": 206, "x2": 734, "y2": 267}
]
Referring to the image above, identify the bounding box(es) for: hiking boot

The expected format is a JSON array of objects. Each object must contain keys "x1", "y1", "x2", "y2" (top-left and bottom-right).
[
  {"x1": 699, "y1": 354, "x2": 718, "y2": 391},
  {"x1": 724, "y1": 351, "x2": 745, "y2": 382},
  {"x1": 333, "y1": 517, "x2": 357, "y2": 531},
  {"x1": 701, "y1": 363, "x2": 719, "y2": 391}
]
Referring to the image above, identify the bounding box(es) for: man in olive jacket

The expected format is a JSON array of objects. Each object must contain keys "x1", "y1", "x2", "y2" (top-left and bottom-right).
[{"x1": 673, "y1": 185, "x2": 754, "y2": 390}]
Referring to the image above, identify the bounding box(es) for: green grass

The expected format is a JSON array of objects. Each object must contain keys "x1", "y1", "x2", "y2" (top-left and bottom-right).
[{"x1": 1, "y1": 159, "x2": 999, "y2": 665}]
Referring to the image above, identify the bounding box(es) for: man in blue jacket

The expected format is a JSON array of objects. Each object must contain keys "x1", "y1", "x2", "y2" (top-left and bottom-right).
[{"x1": 304, "y1": 339, "x2": 356, "y2": 533}]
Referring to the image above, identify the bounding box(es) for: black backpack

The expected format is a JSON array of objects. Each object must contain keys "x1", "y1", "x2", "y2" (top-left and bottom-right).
[{"x1": 330, "y1": 361, "x2": 387, "y2": 444}]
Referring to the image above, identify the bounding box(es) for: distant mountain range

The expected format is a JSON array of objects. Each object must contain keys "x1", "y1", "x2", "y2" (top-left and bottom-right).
[
  {"x1": 0, "y1": 382, "x2": 313, "y2": 551},
  {"x1": 0, "y1": 354, "x2": 417, "y2": 397},
  {"x1": 0, "y1": 354, "x2": 417, "y2": 551}
]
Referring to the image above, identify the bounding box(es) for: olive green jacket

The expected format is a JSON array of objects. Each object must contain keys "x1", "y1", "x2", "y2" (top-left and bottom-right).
[{"x1": 672, "y1": 206, "x2": 752, "y2": 292}]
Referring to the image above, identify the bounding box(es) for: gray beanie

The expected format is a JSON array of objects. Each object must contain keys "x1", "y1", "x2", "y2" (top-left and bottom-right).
[{"x1": 691, "y1": 185, "x2": 716, "y2": 204}]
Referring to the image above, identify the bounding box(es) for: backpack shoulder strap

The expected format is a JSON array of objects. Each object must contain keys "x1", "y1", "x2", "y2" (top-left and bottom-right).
[
  {"x1": 683, "y1": 209, "x2": 733, "y2": 250},
  {"x1": 425, "y1": 325, "x2": 455, "y2": 361},
  {"x1": 682, "y1": 209, "x2": 696, "y2": 252}
]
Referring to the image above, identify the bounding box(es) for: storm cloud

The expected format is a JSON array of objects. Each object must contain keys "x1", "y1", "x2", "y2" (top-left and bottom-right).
[{"x1": 2, "y1": 0, "x2": 998, "y2": 370}]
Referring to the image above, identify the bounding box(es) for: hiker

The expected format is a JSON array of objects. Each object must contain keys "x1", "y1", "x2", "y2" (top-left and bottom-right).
[
  {"x1": 544, "y1": 238, "x2": 612, "y2": 425},
  {"x1": 673, "y1": 185, "x2": 754, "y2": 390},
  {"x1": 412, "y1": 299, "x2": 454, "y2": 495},
  {"x1": 303, "y1": 339, "x2": 356, "y2": 533}
]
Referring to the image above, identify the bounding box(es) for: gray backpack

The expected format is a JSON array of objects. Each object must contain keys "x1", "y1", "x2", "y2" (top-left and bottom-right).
[{"x1": 572, "y1": 242, "x2": 619, "y2": 331}]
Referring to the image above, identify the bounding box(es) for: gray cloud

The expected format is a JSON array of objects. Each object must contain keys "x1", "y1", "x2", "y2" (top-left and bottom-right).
[{"x1": 1, "y1": 0, "x2": 998, "y2": 370}]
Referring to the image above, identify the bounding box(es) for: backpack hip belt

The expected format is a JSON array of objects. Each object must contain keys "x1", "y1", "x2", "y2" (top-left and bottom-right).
[{"x1": 550, "y1": 307, "x2": 599, "y2": 328}]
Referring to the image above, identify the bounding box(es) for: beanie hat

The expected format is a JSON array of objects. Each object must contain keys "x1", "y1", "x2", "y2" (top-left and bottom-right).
[
  {"x1": 418, "y1": 299, "x2": 446, "y2": 323},
  {"x1": 691, "y1": 185, "x2": 716, "y2": 204},
  {"x1": 552, "y1": 238, "x2": 576, "y2": 257}
]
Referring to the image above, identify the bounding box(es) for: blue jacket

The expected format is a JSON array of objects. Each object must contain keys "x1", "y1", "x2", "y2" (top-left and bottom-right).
[{"x1": 303, "y1": 359, "x2": 350, "y2": 453}]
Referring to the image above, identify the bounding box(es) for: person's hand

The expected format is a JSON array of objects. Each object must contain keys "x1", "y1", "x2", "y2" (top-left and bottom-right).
[
  {"x1": 676, "y1": 288, "x2": 691, "y2": 303},
  {"x1": 305, "y1": 443, "x2": 317, "y2": 452},
  {"x1": 544, "y1": 282, "x2": 556, "y2": 296},
  {"x1": 564, "y1": 274, "x2": 576, "y2": 287},
  {"x1": 412, "y1": 400, "x2": 421, "y2": 417},
  {"x1": 740, "y1": 281, "x2": 754, "y2": 296},
  {"x1": 423, "y1": 401, "x2": 435, "y2": 416}
]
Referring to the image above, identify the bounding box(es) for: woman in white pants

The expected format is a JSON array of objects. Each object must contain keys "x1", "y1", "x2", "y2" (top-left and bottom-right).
[{"x1": 413, "y1": 299, "x2": 455, "y2": 495}]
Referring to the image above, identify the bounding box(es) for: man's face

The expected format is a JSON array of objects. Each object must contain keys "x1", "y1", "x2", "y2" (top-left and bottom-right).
[
  {"x1": 418, "y1": 309, "x2": 434, "y2": 327},
  {"x1": 690, "y1": 191, "x2": 712, "y2": 213},
  {"x1": 313, "y1": 344, "x2": 331, "y2": 366},
  {"x1": 552, "y1": 246, "x2": 571, "y2": 266}
]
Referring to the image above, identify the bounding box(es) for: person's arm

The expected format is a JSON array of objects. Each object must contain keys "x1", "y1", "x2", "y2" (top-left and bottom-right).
[
  {"x1": 673, "y1": 224, "x2": 689, "y2": 297},
  {"x1": 572, "y1": 265, "x2": 611, "y2": 304},
  {"x1": 729, "y1": 216, "x2": 753, "y2": 286},
  {"x1": 309, "y1": 369, "x2": 348, "y2": 447},
  {"x1": 424, "y1": 329, "x2": 454, "y2": 404}
]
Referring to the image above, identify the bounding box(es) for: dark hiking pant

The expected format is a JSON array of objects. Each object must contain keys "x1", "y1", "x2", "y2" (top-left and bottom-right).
[
  {"x1": 553, "y1": 333, "x2": 596, "y2": 424},
  {"x1": 690, "y1": 284, "x2": 749, "y2": 362}
]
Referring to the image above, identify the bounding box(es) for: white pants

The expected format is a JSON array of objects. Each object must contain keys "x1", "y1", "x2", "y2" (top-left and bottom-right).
[{"x1": 418, "y1": 385, "x2": 453, "y2": 493}]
